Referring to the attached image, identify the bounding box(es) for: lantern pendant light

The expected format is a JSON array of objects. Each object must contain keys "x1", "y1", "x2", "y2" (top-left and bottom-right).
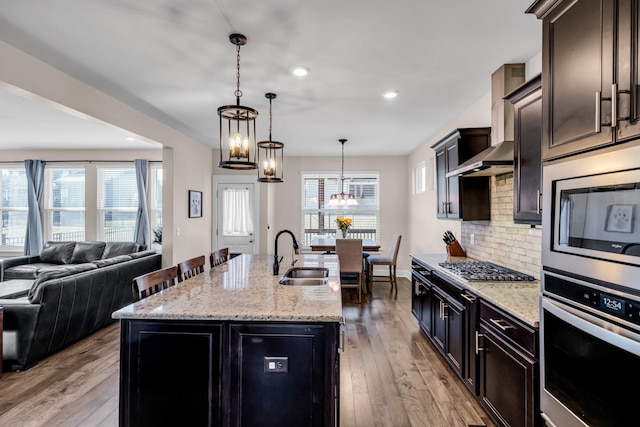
[
  {"x1": 257, "y1": 93, "x2": 285, "y2": 183},
  {"x1": 218, "y1": 33, "x2": 258, "y2": 170},
  {"x1": 328, "y1": 139, "x2": 358, "y2": 207}
]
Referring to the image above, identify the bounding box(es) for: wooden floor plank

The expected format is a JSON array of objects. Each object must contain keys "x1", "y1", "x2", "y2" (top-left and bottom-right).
[{"x1": 0, "y1": 277, "x2": 495, "y2": 427}]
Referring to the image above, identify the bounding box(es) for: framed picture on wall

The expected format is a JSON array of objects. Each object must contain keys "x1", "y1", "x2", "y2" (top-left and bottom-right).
[
  {"x1": 605, "y1": 204, "x2": 634, "y2": 233},
  {"x1": 189, "y1": 190, "x2": 202, "y2": 218}
]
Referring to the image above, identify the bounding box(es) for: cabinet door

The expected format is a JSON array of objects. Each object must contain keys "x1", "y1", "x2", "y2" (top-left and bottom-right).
[
  {"x1": 445, "y1": 300, "x2": 465, "y2": 377},
  {"x1": 432, "y1": 292, "x2": 447, "y2": 355},
  {"x1": 478, "y1": 325, "x2": 536, "y2": 427},
  {"x1": 229, "y1": 324, "x2": 334, "y2": 427},
  {"x1": 435, "y1": 147, "x2": 448, "y2": 218},
  {"x1": 514, "y1": 86, "x2": 543, "y2": 225},
  {"x1": 419, "y1": 284, "x2": 433, "y2": 337},
  {"x1": 411, "y1": 274, "x2": 421, "y2": 319},
  {"x1": 617, "y1": 0, "x2": 640, "y2": 140},
  {"x1": 463, "y1": 293, "x2": 479, "y2": 395},
  {"x1": 120, "y1": 321, "x2": 223, "y2": 427},
  {"x1": 542, "y1": 0, "x2": 615, "y2": 160}
]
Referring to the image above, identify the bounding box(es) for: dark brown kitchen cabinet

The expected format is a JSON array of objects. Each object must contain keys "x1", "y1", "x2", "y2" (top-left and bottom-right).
[
  {"x1": 506, "y1": 75, "x2": 543, "y2": 225},
  {"x1": 229, "y1": 323, "x2": 338, "y2": 427},
  {"x1": 528, "y1": 0, "x2": 640, "y2": 160},
  {"x1": 431, "y1": 128, "x2": 491, "y2": 220},
  {"x1": 478, "y1": 301, "x2": 539, "y2": 427},
  {"x1": 430, "y1": 272, "x2": 467, "y2": 378},
  {"x1": 411, "y1": 260, "x2": 434, "y2": 337},
  {"x1": 119, "y1": 321, "x2": 224, "y2": 427}
]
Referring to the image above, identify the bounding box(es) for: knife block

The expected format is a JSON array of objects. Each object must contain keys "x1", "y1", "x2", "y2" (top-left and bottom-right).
[{"x1": 446, "y1": 241, "x2": 467, "y2": 257}]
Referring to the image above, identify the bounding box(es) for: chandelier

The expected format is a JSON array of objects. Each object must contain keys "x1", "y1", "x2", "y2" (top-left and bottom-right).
[
  {"x1": 257, "y1": 93, "x2": 284, "y2": 183},
  {"x1": 218, "y1": 33, "x2": 258, "y2": 170},
  {"x1": 328, "y1": 139, "x2": 358, "y2": 207}
]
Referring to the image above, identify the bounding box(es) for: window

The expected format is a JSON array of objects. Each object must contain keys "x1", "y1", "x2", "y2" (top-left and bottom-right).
[
  {"x1": 0, "y1": 167, "x2": 28, "y2": 248},
  {"x1": 414, "y1": 161, "x2": 426, "y2": 194},
  {"x1": 301, "y1": 172, "x2": 380, "y2": 247},
  {"x1": 98, "y1": 167, "x2": 137, "y2": 242},
  {"x1": 44, "y1": 168, "x2": 86, "y2": 241}
]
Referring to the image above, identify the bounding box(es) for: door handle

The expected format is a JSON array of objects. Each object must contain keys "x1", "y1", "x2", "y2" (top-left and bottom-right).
[
  {"x1": 489, "y1": 318, "x2": 515, "y2": 331},
  {"x1": 536, "y1": 190, "x2": 542, "y2": 214},
  {"x1": 461, "y1": 293, "x2": 475, "y2": 303},
  {"x1": 475, "y1": 331, "x2": 484, "y2": 354},
  {"x1": 612, "y1": 83, "x2": 618, "y2": 128},
  {"x1": 595, "y1": 91, "x2": 601, "y2": 133}
]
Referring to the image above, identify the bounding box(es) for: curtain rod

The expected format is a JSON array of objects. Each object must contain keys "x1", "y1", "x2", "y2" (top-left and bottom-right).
[{"x1": 0, "y1": 160, "x2": 162, "y2": 164}]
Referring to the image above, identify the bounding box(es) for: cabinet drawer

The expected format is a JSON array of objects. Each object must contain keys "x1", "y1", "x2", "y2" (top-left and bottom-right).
[{"x1": 479, "y1": 301, "x2": 537, "y2": 356}]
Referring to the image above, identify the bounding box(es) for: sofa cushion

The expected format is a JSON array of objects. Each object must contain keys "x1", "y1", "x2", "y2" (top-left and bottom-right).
[
  {"x1": 92, "y1": 255, "x2": 132, "y2": 268},
  {"x1": 28, "y1": 263, "x2": 98, "y2": 302},
  {"x1": 39, "y1": 241, "x2": 76, "y2": 264},
  {"x1": 102, "y1": 242, "x2": 140, "y2": 259},
  {"x1": 3, "y1": 263, "x2": 60, "y2": 280},
  {"x1": 128, "y1": 249, "x2": 156, "y2": 259},
  {"x1": 70, "y1": 241, "x2": 106, "y2": 264}
]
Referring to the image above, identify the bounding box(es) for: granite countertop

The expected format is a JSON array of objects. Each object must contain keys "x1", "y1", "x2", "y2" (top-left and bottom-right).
[
  {"x1": 411, "y1": 253, "x2": 541, "y2": 327},
  {"x1": 112, "y1": 254, "x2": 343, "y2": 323}
]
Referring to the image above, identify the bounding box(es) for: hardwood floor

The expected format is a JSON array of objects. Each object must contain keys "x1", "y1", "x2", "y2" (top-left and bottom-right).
[{"x1": 0, "y1": 278, "x2": 494, "y2": 427}]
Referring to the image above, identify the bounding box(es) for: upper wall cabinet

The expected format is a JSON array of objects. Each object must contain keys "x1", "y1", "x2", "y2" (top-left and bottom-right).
[
  {"x1": 507, "y1": 75, "x2": 543, "y2": 225},
  {"x1": 431, "y1": 128, "x2": 491, "y2": 221},
  {"x1": 528, "y1": 0, "x2": 640, "y2": 161}
]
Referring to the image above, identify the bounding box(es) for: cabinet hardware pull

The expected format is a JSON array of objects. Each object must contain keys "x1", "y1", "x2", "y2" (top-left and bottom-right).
[
  {"x1": 536, "y1": 190, "x2": 541, "y2": 214},
  {"x1": 475, "y1": 331, "x2": 484, "y2": 354},
  {"x1": 612, "y1": 83, "x2": 618, "y2": 128},
  {"x1": 461, "y1": 293, "x2": 475, "y2": 302},
  {"x1": 489, "y1": 318, "x2": 515, "y2": 331},
  {"x1": 339, "y1": 318, "x2": 346, "y2": 352},
  {"x1": 595, "y1": 91, "x2": 601, "y2": 133}
]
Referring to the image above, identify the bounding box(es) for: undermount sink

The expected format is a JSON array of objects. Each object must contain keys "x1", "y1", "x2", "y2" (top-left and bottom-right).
[{"x1": 279, "y1": 267, "x2": 329, "y2": 286}]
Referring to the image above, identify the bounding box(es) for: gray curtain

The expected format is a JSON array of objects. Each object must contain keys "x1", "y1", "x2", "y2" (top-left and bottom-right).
[
  {"x1": 133, "y1": 159, "x2": 150, "y2": 247},
  {"x1": 24, "y1": 159, "x2": 46, "y2": 255}
]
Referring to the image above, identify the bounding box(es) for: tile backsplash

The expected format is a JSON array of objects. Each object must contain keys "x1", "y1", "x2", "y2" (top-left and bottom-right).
[{"x1": 460, "y1": 173, "x2": 542, "y2": 279}]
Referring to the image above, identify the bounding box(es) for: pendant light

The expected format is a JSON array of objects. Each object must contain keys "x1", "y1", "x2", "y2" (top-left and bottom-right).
[
  {"x1": 257, "y1": 93, "x2": 284, "y2": 183},
  {"x1": 218, "y1": 33, "x2": 258, "y2": 170},
  {"x1": 328, "y1": 139, "x2": 358, "y2": 207}
]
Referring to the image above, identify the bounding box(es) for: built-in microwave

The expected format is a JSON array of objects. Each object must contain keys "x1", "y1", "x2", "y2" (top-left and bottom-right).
[{"x1": 543, "y1": 143, "x2": 640, "y2": 292}]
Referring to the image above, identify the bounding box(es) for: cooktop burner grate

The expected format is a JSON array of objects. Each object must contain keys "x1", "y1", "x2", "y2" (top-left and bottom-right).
[{"x1": 438, "y1": 260, "x2": 535, "y2": 282}]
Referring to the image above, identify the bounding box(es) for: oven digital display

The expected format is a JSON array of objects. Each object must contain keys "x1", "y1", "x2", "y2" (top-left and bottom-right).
[{"x1": 600, "y1": 294, "x2": 626, "y2": 316}]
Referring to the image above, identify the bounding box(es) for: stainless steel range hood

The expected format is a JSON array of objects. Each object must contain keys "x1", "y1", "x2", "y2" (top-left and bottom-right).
[
  {"x1": 447, "y1": 64, "x2": 525, "y2": 178},
  {"x1": 446, "y1": 139, "x2": 514, "y2": 177}
]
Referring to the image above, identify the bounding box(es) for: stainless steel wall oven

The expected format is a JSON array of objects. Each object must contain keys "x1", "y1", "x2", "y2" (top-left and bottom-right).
[
  {"x1": 540, "y1": 270, "x2": 640, "y2": 427},
  {"x1": 541, "y1": 144, "x2": 640, "y2": 426}
]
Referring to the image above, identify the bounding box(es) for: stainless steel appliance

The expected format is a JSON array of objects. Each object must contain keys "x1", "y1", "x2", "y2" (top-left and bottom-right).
[
  {"x1": 543, "y1": 144, "x2": 640, "y2": 292},
  {"x1": 540, "y1": 270, "x2": 640, "y2": 427},
  {"x1": 438, "y1": 260, "x2": 534, "y2": 281}
]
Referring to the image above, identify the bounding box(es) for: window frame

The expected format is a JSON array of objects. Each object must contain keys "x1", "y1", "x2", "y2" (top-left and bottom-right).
[
  {"x1": 300, "y1": 171, "x2": 380, "y2": 248},
  {"x1": 0, "y1": 164, "x2": 29, "y2": 251},
  {"x1": 43, "y1": 165, "x2": 86, "y2": 242}
]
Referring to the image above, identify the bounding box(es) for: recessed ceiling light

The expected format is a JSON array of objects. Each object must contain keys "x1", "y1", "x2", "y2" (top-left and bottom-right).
[
  {"x1": 125, "y1": 136, "x2": 136, "y2": 141},
  {"x1": 382, "y1": 90, "x2": 399, "y2": 99},
  {"x1": 291, "y1": 66, "x2": 310, "y2": 77}
]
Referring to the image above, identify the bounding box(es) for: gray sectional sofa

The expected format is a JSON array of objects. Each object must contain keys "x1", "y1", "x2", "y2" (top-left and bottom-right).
[{"x1": 0, "y1": 241, "x2": 161, "y2": 371}]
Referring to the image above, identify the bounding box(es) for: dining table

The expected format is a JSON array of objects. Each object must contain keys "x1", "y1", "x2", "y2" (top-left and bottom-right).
[{"x1": 309, "y1": 236, "x2": 381, "y2": 252}]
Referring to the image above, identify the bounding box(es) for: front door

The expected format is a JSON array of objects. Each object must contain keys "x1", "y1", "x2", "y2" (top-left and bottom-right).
[{"x1": 215, "y1": 181, "x2": 257, "y2": 254}]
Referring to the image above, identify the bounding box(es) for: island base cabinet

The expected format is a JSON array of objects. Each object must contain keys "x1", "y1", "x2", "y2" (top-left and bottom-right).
[
  {"x1": 119, "y1": 320, "x2": 223, "y2": 427},
  {"x1": 229, "y1": 324, "x2": 337, "y2": 427}
]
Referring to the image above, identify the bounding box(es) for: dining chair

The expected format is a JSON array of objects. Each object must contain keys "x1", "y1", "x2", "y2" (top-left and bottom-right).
[
  {"x1": 210, "y1": 247, "x2": 230, "y2": 269},
  {"x1": 177, "y1": 255, "x2": 206, "y2": 282},
  {"x1": 336, "y1": 238, "x2": 363, "y2": 303},
  {"x1": 367, "y1": 234, "x2": 402, "y2": 292},
  {"x1": 132, "y1": 266, "x2": 178, "y2": 301}
]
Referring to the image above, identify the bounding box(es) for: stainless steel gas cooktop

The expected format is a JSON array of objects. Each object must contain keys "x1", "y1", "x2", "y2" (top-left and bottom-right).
[{"x1": 438, "y1": 260, "x2": 535, "y2": 282}]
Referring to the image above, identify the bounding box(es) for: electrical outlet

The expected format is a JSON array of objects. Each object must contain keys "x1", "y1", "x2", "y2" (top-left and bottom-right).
[
  {"x1": 264, "y1": 356, "x2": 288, "y2": 373},
  {"x1": 470, "y1": 234, "x2": 475, "y2": 245}
]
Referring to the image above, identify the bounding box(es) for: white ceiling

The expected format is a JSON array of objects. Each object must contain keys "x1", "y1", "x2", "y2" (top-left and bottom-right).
[{"x1": 0, "y1": 0, "x2": 541, "y2": 156}]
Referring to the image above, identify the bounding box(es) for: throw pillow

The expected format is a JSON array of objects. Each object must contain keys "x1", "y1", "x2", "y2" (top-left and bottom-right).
[
  {"x1": 71, "y1": 241, "x2": 106, "y2": 263},
  {"x1": 39, "y1": 241, "x2": 76, "y2": 264}
]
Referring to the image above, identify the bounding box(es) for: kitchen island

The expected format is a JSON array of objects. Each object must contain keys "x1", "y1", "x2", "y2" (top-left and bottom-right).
[{"x1": 113, "y1": 254, "x2": 343, "y2": 427}]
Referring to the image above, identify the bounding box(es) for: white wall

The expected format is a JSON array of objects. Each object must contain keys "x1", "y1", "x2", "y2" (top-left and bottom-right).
[{"x1": 271, "y1": 156, "x2": 409, "y2": 273}]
